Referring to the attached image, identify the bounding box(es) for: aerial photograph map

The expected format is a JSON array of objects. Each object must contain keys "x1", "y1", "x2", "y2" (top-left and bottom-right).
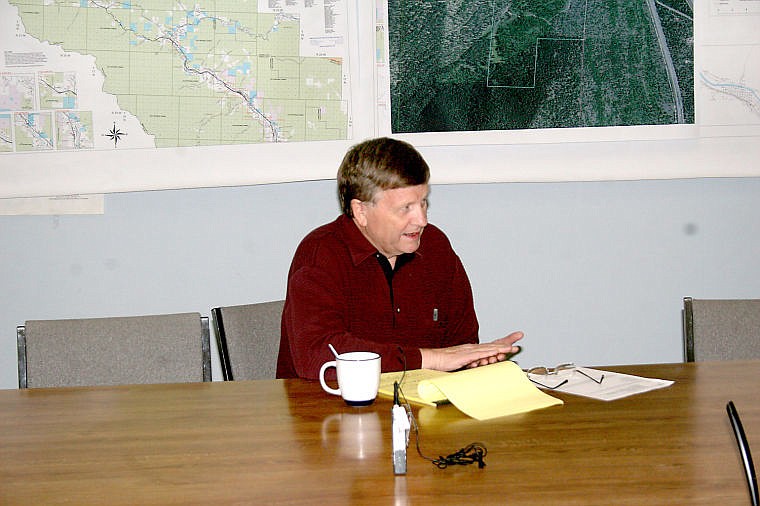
[{"x1": 388, "y1": 0, "x2": 694, "y2": 133}]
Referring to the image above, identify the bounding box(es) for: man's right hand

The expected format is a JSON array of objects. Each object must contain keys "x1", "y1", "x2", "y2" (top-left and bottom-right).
[{"x1": 420, "y1": 331, "x2": 524, "y2": 372}]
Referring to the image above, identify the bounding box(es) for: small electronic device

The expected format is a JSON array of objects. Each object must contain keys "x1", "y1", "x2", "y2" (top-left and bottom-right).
[{"x1": 392, "y1": 381, "x2": 410, "y2": 475}]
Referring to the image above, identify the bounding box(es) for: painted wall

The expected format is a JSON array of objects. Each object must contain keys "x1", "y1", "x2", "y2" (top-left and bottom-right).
[{"x1": 2, "y1": 176, "x2": 759, "y2": 389}]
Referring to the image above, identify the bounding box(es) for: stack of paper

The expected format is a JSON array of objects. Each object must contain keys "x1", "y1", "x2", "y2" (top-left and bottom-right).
[
  {"x1": 526, "y1": 367, "x2": 674, "y2": 401},
  {"x1": 378, "y1": 361, "x2": 563, "y2": 420}
]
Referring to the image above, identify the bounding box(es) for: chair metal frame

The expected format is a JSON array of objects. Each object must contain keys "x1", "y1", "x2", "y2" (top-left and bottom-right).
[
  {"x1": 211, "y1": 307, "x2": 233, "y2": 381},
  {"x1": 16, "y1": 325, "x2": 28, "y2": 389},
  {"x1": 683, "y1": 296, "x2": 696, "y2": 362}
]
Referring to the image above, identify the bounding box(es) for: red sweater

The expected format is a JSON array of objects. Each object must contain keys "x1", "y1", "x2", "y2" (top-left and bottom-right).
[{"x1": 276, "y1": 214, "x2": 479, "y2": 379}]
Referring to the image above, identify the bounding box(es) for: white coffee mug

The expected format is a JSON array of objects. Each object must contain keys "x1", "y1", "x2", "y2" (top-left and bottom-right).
[{"x1": 319, "y1": 351, "x2": 381, "y2": 406}]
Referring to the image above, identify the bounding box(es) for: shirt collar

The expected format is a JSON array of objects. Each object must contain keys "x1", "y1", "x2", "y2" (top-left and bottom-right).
[{"x1": 337, "y1": 214, "x2": 422, "y2": 267}]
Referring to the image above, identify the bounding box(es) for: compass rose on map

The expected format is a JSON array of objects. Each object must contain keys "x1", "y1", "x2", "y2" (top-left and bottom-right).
[{"x1": 105, "y1": 122, "x2": 126, "y2": 147}]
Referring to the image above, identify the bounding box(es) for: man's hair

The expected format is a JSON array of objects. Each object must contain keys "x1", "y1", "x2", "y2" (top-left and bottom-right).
[{"x1": 337, "y1": 137, "x2": 430, "y2": 217}]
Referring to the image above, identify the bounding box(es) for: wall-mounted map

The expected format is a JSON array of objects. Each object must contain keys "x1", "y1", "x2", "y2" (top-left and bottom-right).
[
  {"x1": 385, "y1": 0, "x2": 694, "y2": 133},
  {"x1": 1, "y1": 0, "x2": 350, "y2": 155},
  {"x1": 0, "y1": 0, "x2": 759, "y2": 200},
  {"x1": 698, "y1": 0, "x2": 760, "y2": 137}
]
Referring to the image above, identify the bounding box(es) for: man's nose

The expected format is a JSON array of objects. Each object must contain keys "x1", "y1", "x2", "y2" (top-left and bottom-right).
[{"x1": 412, "y1": 204, "x2": 428, "y2": 227}]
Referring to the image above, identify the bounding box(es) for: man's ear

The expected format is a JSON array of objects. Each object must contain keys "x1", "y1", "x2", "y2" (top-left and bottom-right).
[{"x1": 350, "y1": 199, "x2": 368, "y2": 227}]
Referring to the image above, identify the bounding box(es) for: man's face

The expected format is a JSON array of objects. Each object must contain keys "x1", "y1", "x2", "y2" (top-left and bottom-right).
[{"x1": 352, "y1": 184, "x2": 429, "y2": 262}]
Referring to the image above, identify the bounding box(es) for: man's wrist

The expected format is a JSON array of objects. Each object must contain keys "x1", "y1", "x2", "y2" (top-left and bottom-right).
[
  {"x1": 419, "y1": 348, "x2": 438, "y2": 371},
  {"x1": 420, "y1": 348, "x2": 431, "y2": 370}
]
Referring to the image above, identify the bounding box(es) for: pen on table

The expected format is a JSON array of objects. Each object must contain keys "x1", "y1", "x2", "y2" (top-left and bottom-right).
[{"x1": 727, "y1": 400, "x2": 759, "y2": 506}]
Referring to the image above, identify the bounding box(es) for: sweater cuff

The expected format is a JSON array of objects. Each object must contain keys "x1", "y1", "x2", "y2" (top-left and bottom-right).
[{"x1": 403, "y1": 348, "x2": 423, "y2": 370}]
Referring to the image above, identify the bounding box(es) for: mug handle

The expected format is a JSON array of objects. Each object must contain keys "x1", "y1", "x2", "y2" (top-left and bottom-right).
[{"x1": 319, "y1": 360, "x2": 341, "y2": 396}]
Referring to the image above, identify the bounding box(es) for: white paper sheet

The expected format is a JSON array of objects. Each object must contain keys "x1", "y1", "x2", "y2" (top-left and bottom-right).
[{"x1": 528, "y1": 367, "x2": 674, "y2": 401}]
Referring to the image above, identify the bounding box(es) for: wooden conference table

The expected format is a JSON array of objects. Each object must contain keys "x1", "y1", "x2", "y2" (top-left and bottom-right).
[{"x1": 1, "y1": 361, "x2": 758, "y2": 505}]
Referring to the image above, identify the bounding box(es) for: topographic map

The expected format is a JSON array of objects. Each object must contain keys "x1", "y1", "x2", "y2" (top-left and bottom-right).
[
  {"x1": 0, "y1": 0, "x2": 350, "y2": 154},
  {"x1": 698, "y1": 0, "x2": 760, "y2": 134}
]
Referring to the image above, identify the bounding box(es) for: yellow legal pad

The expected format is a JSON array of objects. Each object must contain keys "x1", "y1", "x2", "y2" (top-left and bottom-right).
[{"x1": 378, "y1": 361, "x2": 563, "y2": 420}]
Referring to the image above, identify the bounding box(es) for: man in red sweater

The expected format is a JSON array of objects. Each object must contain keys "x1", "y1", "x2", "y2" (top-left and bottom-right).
[{"x1": 276, "y1": 137, "x2": 523, "y2": 379}]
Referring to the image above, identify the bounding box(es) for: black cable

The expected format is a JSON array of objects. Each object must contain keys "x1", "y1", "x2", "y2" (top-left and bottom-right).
[
  {"x1": 395, "y1": 373, "x2": 487, "y2": 470},
  {"x1": 431, "y1": 443, "x2": 487, "y2": 469}
]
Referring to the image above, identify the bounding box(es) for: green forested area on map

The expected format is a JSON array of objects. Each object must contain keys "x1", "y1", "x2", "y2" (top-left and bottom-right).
[{"x1": 389, "y1": 0, "x2": 694, "y2": 133}]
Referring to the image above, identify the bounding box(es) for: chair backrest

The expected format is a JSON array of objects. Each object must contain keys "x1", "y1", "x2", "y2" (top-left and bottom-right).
[
  {"x1": 683, "y1": 297, "x2": 760, "y2": 362},
  {"x1": 17, "y1": 312, "x2": 211, "y2": 388},
  {"x1": 211, "y1": 300, "x2": 284, "y2": 381}
]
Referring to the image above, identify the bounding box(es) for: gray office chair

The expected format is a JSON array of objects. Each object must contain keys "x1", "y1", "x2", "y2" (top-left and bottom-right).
[
  {"x1": 683, "y1": 297, "x2": 760, "y2": 362},
  {"x1": 17, "y1": 312, "x2": 211, "y2": 388},
  {"x1": 211, "y1": 300, "x2": 284, "y2": 380}
]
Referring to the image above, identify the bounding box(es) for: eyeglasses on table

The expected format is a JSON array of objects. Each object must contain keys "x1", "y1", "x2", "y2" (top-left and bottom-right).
[{"x1": 526, "y1": 363, "x2": 605, "y2": 390}]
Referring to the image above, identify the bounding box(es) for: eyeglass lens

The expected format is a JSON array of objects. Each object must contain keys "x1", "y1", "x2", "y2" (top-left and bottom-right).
[
  {"x1": 527, "y1": 364, "x2": 604, "y2": 386},
  {"x1": 528, "y1": 363, "x2": 575, "y2": 375}
]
